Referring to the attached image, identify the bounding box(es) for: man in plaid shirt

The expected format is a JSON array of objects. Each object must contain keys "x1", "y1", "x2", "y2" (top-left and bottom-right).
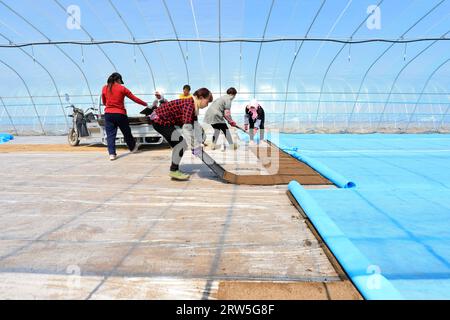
[{"x1": 151, "y1": 88, "x2": 213, "y2": 181}]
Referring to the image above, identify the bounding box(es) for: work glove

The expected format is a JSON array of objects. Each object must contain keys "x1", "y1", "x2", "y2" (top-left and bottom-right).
[
  {"x1": 244, "y1": 124, "x2": 248, "y2": 131},
  {"x1": 192, "y1": 146, "x2": 203, "y2": 156},
  {"x1": 149, "y1": 110, "x2": 159, "y2": 121},
  {"x1": 229, "y1": 121, "x2": 237, "y2": 127}
]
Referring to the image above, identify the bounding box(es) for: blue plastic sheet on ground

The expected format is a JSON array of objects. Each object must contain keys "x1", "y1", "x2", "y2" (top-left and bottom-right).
[
  {"x1": 272, "y1": 134, "x2": 450, "y2": 189},
  {"x1": 0, "y1": 133, "x2": 13, "y2": 144},
  {"x1": 238, "y1": 130, "x2": 355, "y2": 188},
  {"x1": 285, "y1": 150, "x2": 355, "y2": 188},
  {"x1": 276, "y1": 134, "x2": 450, "y2": 299}
]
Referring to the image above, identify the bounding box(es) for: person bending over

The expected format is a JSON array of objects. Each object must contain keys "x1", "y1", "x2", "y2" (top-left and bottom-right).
[
  {"x1": 203, "y1": 87, "x2": 238, "y2": 150},
  {"x1": 101, "y1": 72, "x2": 148, "y2": 160},
  {"x1": 150, "y1": 88, "x2": 213, "y2": 181},
  {"x1": 140, "y1": 91, "x2": 168, "y2": 116},
  {"x1": 244, "y1": 99, "x2": 265, "y2": 143}
]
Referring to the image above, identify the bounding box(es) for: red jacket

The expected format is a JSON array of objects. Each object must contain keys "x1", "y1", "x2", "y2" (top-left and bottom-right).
[
  {"x1": 102, "y1": 83, "x2": 147, "y2": 115},
  {"x1": 153, "y1": 98, "x2": 197, "y2": 126}
]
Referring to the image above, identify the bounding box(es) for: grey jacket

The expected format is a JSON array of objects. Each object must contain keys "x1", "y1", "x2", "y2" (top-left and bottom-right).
[{"x1": 203, "y1": 95, "x2": 234, "y2": 125}]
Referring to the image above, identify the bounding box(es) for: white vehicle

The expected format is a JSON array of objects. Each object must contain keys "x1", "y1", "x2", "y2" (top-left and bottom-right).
[{"x1": 67, "y1": 95, "x2": 164, "y2": 147}]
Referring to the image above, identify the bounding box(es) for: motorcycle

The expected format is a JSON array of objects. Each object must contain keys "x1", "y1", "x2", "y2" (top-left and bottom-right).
[{"x1": 67, "y1": 105, "x2": 99, "y2": 146}]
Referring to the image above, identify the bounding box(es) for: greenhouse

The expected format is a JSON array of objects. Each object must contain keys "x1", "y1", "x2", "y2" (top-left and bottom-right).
[
  {"x1": 0, "y1": 0, "x2": 448, "y2": 134},
  {"x1": 0, "y1": 0, "x2": 449, "y2": 302}
]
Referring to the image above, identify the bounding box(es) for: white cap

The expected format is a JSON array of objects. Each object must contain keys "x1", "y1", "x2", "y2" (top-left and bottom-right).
[{"x1": 249, "y1": 99, "x2": 259, "y2": 108}]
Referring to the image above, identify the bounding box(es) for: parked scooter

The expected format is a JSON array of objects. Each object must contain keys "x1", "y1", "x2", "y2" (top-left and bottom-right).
[{"x1": 67, "y1": 104, "x2": 99, "y2": 146}]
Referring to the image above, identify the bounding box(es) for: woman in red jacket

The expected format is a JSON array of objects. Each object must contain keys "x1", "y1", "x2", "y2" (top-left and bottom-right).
[
  {"x1": 151, "y1": 88, "x2": 213, "y2": 181},
  {"x1": 101, "y1": 73, "x2": 148, "y2": 160}
]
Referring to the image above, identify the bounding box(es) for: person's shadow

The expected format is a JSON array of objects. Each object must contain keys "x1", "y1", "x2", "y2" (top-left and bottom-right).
[{"x1": 180, "y1": 163, "x2": 223, "y2": 182}]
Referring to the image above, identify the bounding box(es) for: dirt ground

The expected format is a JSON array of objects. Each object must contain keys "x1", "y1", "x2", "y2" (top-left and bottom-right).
[{"x1": 0, "y1": 137, "x2": 361, "y2": 300}]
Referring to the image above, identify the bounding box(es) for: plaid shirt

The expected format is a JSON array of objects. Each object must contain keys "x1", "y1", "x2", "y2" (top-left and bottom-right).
[{"x1": 153, "y1": 98, "x2": 197, "y2": 126}]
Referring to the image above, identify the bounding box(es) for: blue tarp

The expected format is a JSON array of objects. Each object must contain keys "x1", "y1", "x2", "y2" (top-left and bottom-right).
[
  {"x1": 273, "y1": 134, "x2": 450, "y2": 300},
  {"x1": 0, "y1": 133, "x2": 13, "y2": 144}
]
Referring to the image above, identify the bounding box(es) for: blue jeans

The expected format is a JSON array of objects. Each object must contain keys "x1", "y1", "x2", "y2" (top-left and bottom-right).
[{"x1": 104, "y1": 113, "x2": 136, "y2": 155}]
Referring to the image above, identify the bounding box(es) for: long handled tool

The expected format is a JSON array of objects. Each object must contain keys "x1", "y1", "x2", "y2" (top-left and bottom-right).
[{"x1": 234, "y1": 124, "x2": 247, "y2": 133}]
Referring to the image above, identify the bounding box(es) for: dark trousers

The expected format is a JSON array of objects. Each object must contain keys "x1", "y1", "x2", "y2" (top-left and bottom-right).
[
  {"x1": 104, "y1": 113, "x2": 136, "y2": 155},
  {"x1": 211, "y1": 123, "x2": 233, "y2": 145},
  {"x1": 153, "y1": 123, "x2": 187, "y2": 172}
]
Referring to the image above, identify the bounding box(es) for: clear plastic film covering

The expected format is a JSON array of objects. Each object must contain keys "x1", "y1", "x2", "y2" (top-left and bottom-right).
[{"x1": 0, "y1": 0, "x2": 449, "y2": 135}]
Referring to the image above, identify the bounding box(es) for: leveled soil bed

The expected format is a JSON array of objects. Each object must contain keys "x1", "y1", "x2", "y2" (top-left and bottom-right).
[{"x1": 203, "y1": 142, "x2": 333, "y2": 186}]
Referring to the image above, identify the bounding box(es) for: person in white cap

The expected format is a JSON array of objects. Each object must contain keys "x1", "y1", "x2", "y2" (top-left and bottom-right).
[
  {"x1": 140, "y1": 91, "x2": 168, "y2": 116},
  {"x1": 152, "y1": 91, "x2": 168, "y2": 109},
  {"x1": 244, "y1": 99, "x2": 265, "y2": 143}
]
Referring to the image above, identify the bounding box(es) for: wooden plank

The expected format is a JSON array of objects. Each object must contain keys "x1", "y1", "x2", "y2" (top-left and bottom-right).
[
  {"x1": 199, "y1": 150, "x2": 226, "y2": 181},
  {"x1": 217, "y1": 280, "x2": 362, "y2": 300}
]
